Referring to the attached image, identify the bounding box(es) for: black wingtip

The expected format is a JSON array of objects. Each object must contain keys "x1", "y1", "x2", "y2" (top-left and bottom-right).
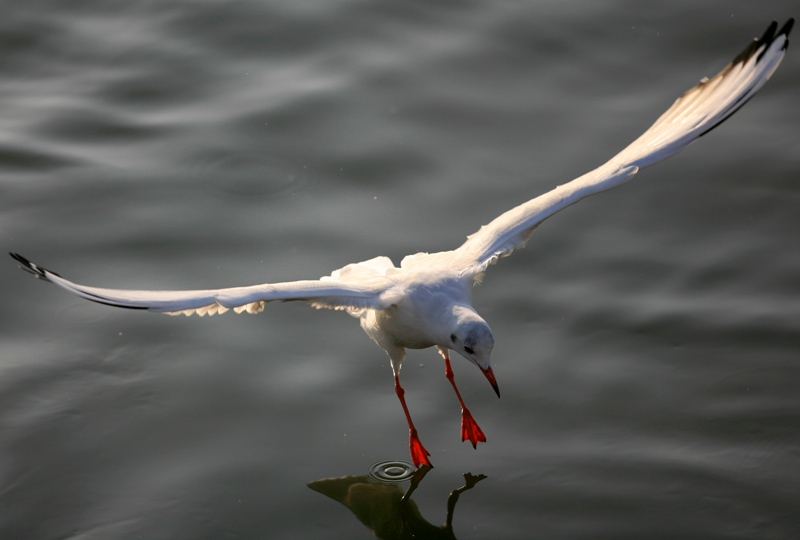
[
  {"x1": 756, "y1": 18, "x2": 794, "y2": 62},
  {"x1": 761, "y1": 20, "x2": 779, "y2": 44},
  {"x1": 697, "y1": 18, "x2": 793, "y2": 140},
  {"x1": 10, "y1": 252, "x2": 151, "y2": 310},
  {"x1": 731, "y1": 19, "x2": 794, "y2": 66},
  {"x1": 9, "y1": 252, "x2": 58, "y2": 282},
  {"x1": 778, "y1": 18, "x2": 795, "y2": 45}
]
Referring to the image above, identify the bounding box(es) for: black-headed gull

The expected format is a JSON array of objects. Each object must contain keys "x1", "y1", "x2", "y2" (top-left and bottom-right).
[{"x1": 11, "y1": 20, "x2": 793, "y2": 468}]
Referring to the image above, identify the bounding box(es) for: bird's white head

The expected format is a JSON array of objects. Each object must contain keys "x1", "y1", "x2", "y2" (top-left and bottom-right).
[{"x1": 447, "y1": 305, "x2": 499, "y2": 397}]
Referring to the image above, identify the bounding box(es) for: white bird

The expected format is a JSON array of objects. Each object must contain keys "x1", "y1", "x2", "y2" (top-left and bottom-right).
[{"x1": 11, "y1": 20, "x2": 793, "y2": 468}]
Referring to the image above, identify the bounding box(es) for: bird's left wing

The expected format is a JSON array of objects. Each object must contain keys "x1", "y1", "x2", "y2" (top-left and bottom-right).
[
  {"x1": 10, "y1": 253, "x2": 400, "y2": 316},
  {"x1": 455, "y1": 19, "x2": 793, "y2": 279}
]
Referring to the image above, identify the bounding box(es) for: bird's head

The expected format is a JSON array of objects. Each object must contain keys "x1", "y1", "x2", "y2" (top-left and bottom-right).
[{"x1": 447, "y1": 306, "x2": 499, "y2": 397}]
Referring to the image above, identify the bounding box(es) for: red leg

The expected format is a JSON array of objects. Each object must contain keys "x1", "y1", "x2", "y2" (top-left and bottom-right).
[
  {"x1": 394, "y1": 373, "x2": 432, "y2": 468},
  {"x1": 444, "y1": 354, "x2": 487, "y2": 448}
]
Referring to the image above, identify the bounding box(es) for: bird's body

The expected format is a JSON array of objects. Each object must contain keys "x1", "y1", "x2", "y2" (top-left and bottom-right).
[
  {"x1": 354, "y1": 253, "x2": 476, "y2": 350},
  {"x1": 12, "y1": 20, "x2": 793, "y2": 467}
]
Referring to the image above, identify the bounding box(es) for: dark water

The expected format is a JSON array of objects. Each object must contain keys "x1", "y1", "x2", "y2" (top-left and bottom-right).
[{"x1": 2, "y1": 1, "x2": 798, "y2": 538}]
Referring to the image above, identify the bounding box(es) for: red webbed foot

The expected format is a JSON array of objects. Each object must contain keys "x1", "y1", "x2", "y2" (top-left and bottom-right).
[
  {"x1": 409, "y1": 428, "x2": 432, "y2": 468},
  {"x1": 460, "y1": 407, "x2": 487, "y2": 449}
]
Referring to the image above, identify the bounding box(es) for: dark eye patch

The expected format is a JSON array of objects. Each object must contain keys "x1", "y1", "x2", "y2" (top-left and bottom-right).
[
  {"x1": 464, "y1": 346, "x2": 474, "y2": 354},
  {"x1": 450, "y1": 334, "x2": 456, "y2": 343}
]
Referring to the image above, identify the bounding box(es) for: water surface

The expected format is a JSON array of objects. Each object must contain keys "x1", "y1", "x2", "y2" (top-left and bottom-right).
[{"x1": 2, "y1": 1, "x2": 798, "y2": 538}]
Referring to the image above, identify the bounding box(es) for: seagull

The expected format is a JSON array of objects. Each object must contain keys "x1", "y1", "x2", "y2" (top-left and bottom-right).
[{"x1": 11, "y1": 20, "x2": 793, "y2": 468}]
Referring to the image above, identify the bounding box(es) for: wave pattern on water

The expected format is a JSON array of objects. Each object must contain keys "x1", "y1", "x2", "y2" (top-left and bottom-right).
[{"x1": 1, "y1": 1, "x2": 798, "y2": 539}]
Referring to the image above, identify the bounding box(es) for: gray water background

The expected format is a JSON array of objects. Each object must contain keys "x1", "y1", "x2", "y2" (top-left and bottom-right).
[{"x1": 2, "y1": 1, "x2": 798, "y2": 538}]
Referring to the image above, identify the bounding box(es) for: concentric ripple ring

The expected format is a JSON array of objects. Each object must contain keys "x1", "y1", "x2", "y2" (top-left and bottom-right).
[{"x1": 366, "y1": 460, "x2": 416, "y2": 484}]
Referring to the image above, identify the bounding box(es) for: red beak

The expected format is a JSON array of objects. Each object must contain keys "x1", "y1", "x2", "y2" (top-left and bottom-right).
[{"x1": 480, "y1": 366, "x2": 500, "y2": 398}]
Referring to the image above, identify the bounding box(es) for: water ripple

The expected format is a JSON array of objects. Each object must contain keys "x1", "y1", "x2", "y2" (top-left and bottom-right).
[{"x1": 366, "y1": 460, "x2": 416, "y2": 484}]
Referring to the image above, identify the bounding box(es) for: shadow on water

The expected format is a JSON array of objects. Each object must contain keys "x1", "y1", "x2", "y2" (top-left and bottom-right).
[{"x1": 308, "y1": 464, "x2": 486, "y2": 540}]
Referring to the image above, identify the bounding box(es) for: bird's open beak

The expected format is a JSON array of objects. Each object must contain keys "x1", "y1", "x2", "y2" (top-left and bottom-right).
[{"x1": 480, "y1": 366, "x2": 500, "y2": 398}]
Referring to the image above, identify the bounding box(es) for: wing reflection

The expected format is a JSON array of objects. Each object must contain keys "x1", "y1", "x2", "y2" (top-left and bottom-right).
[{"x1": 308, "y1": 465, "x2": 486, "y2": 539}]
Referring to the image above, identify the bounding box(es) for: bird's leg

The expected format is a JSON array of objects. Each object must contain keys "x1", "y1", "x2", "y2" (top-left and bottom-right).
[
  {"x1": 394, "y1": 373, "x2": 432, "y2": 468},
  {"x1": 439, "y1": 347, "x2": 487, "y2": 448}
]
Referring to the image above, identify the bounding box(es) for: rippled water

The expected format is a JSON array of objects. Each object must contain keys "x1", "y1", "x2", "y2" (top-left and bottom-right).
[
  {"x1": 2, "y1": 1, "x2": 798, "y2": 538},
  {"x1": 365, "y1": 460, "x2": 418, "y2": 484}
]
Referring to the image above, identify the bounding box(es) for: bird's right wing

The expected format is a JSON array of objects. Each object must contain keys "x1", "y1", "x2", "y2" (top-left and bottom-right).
[
  {"x1": 455, "y1": 19, "x2": 793, "y2": 280},
  {"x1": 10, "y1": 253, "x2": 402, "y2": 316}
]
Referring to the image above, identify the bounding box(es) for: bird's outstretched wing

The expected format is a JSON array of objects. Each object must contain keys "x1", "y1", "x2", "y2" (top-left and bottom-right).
[
  {"x1": 9, "y1": 253, "x2": 400, "y2": 316},
  {"x1": 456, "y1": 19, "x2": 793, "y2": 279}
]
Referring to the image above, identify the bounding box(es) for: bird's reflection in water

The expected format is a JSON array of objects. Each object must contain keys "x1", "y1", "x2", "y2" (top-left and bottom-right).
[{"x1": 308, "y1": 465, "x2": 486, "y2": 539}]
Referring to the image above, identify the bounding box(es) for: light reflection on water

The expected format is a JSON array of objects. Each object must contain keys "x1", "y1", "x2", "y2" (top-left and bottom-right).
[{"x1": 2, "y1": 1, "x2": 798, "y2": 539}]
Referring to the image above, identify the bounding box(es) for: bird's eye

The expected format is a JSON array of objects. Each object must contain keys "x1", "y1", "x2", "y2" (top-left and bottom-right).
[
  {"x1": 464, "y1": 346, "x2": 474, "y2": 354},
  {"x1": 450, "y1": 334, "x2": 456, "y2": 343}
]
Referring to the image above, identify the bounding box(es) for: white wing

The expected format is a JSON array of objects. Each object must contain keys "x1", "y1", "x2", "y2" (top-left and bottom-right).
[
  {"x1": 10, "y1": 253, "x2": 401, "y2": 316},
  {"x1": 456, "y1": 19, "x2": 793, "y2": 278}
]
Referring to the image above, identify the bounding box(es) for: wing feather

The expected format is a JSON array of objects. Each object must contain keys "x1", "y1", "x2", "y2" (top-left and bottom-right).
[
  {"x1": 456, "y1": 19, "x2": 792, "y2": 278},
  {"x1": 9, "y1": 253, "x2": 397, "y2": 316}
]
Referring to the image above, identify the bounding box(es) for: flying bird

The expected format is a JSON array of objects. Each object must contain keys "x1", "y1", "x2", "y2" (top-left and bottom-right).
[{"x1": 11, "y1": 19, "x2": 793, "y2": 468}]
